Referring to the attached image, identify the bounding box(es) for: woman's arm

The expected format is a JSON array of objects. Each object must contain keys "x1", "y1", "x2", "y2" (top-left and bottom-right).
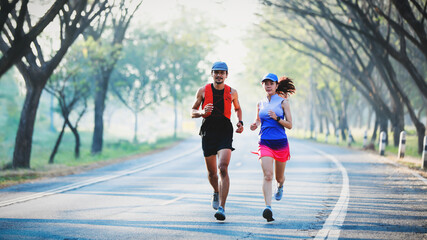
[
  {"x1": 280, "y1": 99, "x2": 292, "y2": 129},
  {"x1": 250, "y1": 102, "x2": 261, "y2": 131}
]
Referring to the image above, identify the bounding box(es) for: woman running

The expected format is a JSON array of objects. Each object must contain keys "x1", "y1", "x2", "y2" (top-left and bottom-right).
[{"x1": 250, "y1": 73, "x2": 295, "y2": 222}]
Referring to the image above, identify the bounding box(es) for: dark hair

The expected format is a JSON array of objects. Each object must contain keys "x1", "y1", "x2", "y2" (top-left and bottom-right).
[{"x1": 277, "y1": 76, "x2": 296, "y2": 97}]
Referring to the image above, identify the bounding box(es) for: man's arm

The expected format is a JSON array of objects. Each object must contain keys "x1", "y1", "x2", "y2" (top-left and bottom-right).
[
  {"x1": 192, "y1": 87, "x2": 212, "y2": 118},
  {"x1": 231, "y1": 88, "x2": 244, "y2": 133}
]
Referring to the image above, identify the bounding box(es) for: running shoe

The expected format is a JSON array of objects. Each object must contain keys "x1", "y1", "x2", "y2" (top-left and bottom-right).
[
  {"x1": 212, "y1": 192, "x2": 219, "y2": 210},
  {"x1": 274, "y1": 185, "x2": 283, "y2": 201},
  {"x1": 214, "y1": 206, "x2": 226, "y2": 221},
  {"x1": 263, "y1": 206, "x2": 275, "y2": 222}
]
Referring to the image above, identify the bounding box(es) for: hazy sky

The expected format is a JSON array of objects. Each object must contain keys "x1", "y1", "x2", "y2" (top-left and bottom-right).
[
  {"x1": 30, "y1": 0, "x2": 261, "y2": 83},
  {"x1": 135, "y1": 0, "x2": 261, "y2": 81}
]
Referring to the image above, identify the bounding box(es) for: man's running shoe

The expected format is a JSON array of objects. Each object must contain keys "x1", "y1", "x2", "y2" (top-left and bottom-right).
[
  {"x1": 263, "y1": 206, "x2": 275, "y2": 222},
  {"x1": 212, "y1": 192, "x2": 219, "y2": 210},
  {"x1": 214, "y1": 206, "x2": 226, "y2": 221},
  {"x1": 274, "y1": 185, "x2": 283, "y2": 201}
]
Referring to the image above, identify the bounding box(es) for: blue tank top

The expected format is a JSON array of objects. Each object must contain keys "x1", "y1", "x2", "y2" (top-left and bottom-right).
[{"x1": 259, "y1": 94, "x2": 287, "y2": 140}]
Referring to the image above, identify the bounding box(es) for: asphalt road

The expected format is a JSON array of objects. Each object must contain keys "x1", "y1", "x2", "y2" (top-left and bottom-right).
[{"x1": 0, "y1": 131, "x2": 426, "y2": 240}]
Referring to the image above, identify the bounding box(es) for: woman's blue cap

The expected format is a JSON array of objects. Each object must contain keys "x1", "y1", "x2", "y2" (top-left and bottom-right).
[
  {"x1": 212, "y1": 61, "x2": 228, "y2": 71},
  {"x1": 262, "y1": 73, "x2": 278, "y2": 82}
]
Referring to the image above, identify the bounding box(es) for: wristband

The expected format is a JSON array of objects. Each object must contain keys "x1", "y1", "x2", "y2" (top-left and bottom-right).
[
  {"x1": 238, "y1": 120, "x2": 244, "y2": 126},
  {"x1": 276, "y1": 116, "x2": 281, "y2": 121}
]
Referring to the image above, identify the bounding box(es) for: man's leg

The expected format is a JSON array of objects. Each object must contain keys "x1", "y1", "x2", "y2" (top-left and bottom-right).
[
  {"x1": 204, "y1": 155, "x2": 219, "y2": 192},
  {"x1": 217, "y1": 149, "x2": 231, "y2": 208}
]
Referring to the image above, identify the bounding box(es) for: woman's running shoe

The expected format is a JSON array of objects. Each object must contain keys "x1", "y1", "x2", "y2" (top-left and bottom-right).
[
  {"x1": 214, "y1": 206, "x2": 226, "y2": 221},
  {"x1": 263, "y1": 206, "x2": 275, "y2": 222}
]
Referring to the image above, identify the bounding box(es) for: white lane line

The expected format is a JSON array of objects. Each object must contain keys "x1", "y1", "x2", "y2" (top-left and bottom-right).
[
  {"x1": 312, "y1": 148, "x2": 350, "y2": 240},
  {"x1": 160, "y1": 195, "x2": 187, "y2": 206},
  {"x1": 374, "y1": 155, "x2": 427, "y2": 185},
  {"x1": 0, "y1": 146, "x2": 200, "y2": 208},
  {"x1": 411, "y1": 172, "x2": 427, "y2": 185}
]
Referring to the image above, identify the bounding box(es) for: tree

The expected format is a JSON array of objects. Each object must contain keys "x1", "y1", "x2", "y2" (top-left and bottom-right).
[
  {"x1": 84, "y1": 0, "x2": 142, "y2": 154},
  {"x1": 260, "y1": 0, "x2": 426, "y2": 152},
  {"x1": 1, "y1": 0, "x2": 108, "y2": 168},
  {"x1": 158, "y1": 13, "x2": 213, "y2": 139},
  {"x1": 45, "y1": 40, "x2": 92, "y2": 163},
  {"x1": 0, "y1": 0, "x2": 68, "y2": 77},
  {"x1": 111, "y1": 14, "x2": 213, "y2": 141},
  {"x1": 110, "y1": 28, "x2": 169, "y2": 143}
]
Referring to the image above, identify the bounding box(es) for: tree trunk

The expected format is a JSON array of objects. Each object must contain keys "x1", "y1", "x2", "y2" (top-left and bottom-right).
[
  {"x1": 367, "y1": 107, "x2": 373, "y2": 130},
  {"x1": 91, "y1": 75, "x2": 108, "y2": 154},
  {"x1": 65, "y1": 119, "x2": 81, "y2": 159},
  {"x1": 371, "y1": 117, "x2": 378, "y2": 143},
  {"x1": 12, "y1": 83, "x2": 44, "y2": 168},
  {"x1": 173, "y1": 85, "x2": 178, "y2": 139},
  {"x1": 319, "y1": 115, "x2": 324, "y2": 134},
  {"x1": 416, "y1": 123, "x2": 426, "y2": 155},
  {"x1": 49, "y1": 120, "x2": 66, "y2": 164},
  {"x1": 133, "y1": 111, "x2": 138, "y2": 143}
]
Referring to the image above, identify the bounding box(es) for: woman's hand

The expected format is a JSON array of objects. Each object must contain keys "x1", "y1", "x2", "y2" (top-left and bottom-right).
[
  {"x1": 250, "y1": 122, "x2": 258, "y2": 131},
  {"x1": 268, "y1": 110, "x2": 277, "y2": 119}
]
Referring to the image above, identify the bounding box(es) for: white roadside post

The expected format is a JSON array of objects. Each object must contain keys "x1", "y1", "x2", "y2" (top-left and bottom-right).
[
  {"x1": 325, "y1": 132, "x2": 328, "y2": 143},
  {"x1": 347, "y1": 130, "x2": 352, "y2": 147},
  {"x1": 422, "y1": 136, "x2": 427, "y2": 169},
  {"x1": 336, "y1": 131, "x2": 340, "y2": 145},
  {"x1": 397, "y1": 131, "x2": 406, "y2": 159},
  {"x1": 363, "y1": 130, "x2": 368, "y2": 148},
  {"x1": 379, "y1": 131, "x2": 386, "y2": 156}
]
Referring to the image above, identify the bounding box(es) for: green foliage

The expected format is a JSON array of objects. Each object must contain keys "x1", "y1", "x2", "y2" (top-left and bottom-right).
[{"x1": 0, "y1": 69, "x2": 23, "y2": 163}]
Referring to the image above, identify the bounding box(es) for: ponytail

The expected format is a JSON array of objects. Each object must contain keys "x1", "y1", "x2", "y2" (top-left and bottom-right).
[{"x1": 277, "y1": 76, "x2": 296, "y2": 97}]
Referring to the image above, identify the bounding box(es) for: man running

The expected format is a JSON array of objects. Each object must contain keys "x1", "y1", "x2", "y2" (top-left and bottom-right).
[{"x1": 191, "y1": 61, "x2": 244, "y2": 221}]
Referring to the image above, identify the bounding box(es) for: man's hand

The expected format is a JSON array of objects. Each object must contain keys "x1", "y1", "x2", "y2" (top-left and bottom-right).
[
  {"x1": 202, "y1": 103, "x2": 214, "y2": 117},
  {"x1": 236, "y1": 121, "x2": 244, "y2": 133}
]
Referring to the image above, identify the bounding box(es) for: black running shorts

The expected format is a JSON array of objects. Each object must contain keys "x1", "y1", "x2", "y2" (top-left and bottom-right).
[{"x1": 199, "y1": 116, "x2": 235, "y2": 157}]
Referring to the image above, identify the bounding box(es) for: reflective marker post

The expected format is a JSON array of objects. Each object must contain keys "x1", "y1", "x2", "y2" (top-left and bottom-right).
[
  {"x1": 397, "y1": 131, "x2": 406, "y2": 159},
  {"x1": 379, "y1": 131, "x2": 386, "y2": 156},
  {"x1": 363, "y1": 130, "x2": 368, "y2": 148},
  {"x1": 422, "y1": 136, "x2": 427, "y2": 169}
]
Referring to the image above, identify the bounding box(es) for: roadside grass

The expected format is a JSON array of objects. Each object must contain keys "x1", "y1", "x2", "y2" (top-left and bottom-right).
[
  {"x1": 0, "y1": 131, "x2": 188, "y2": 188},
  {"x1": 290, "y1": 128, "x2": 424, "y2": 169}
]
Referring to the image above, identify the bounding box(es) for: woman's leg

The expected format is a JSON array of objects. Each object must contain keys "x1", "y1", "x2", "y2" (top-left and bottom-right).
[
  {"x1": 260, "y1": 157, "x2": 275, "y2": 206},
  {"x1": 275, "y1": 161, "x2": 287, "y2": 188}
]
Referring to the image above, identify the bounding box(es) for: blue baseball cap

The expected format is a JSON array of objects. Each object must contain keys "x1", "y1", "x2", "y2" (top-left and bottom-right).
[
  {"x1": 261, "y1": 73, "x2": 278, "y2": 82},
  {"x1": 212, "y1": 61, "x2": 228, "y2": 71}
]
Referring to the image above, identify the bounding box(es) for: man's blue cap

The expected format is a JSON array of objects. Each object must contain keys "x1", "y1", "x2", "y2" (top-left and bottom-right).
[
  {"x1": 212, "y1": 61, "x2": 228, "y2": 71},
  {"x1": 262, "y1": 73, "x2": 278, "y2": 82}
]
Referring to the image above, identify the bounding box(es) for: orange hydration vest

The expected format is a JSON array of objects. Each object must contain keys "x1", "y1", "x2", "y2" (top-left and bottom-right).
[{"x1": 202, "y1": 83, "x2": 232, "y2": 119}]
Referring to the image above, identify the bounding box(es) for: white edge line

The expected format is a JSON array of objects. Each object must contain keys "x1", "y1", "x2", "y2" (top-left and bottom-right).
[
  {"x1": 0, "y1": 146, "x2": 200, "y2": 208},
  {"x1": 411, "y1": 172, "x2": 427, "y2": 185},
  {"x1": 312, "y1": 148, "x2": 350, "y2": 240},
  {"x1": 160, "y1": 195, "x2": 187, "y2": 206}
]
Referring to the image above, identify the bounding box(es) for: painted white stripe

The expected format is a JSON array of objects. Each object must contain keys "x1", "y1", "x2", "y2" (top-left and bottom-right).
[
  {"x1": 411, "y1": 172, "x2": 427, "y2": 185},
  {"x1": 312, "y1": 149, "x2": 350, "y2": 240},
  {"x1": 160, "y1": 195, "x2": 186, "y2": 206},
  {"x1": 0, "y1": 146, "x2": 200, "y2": 208}
]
